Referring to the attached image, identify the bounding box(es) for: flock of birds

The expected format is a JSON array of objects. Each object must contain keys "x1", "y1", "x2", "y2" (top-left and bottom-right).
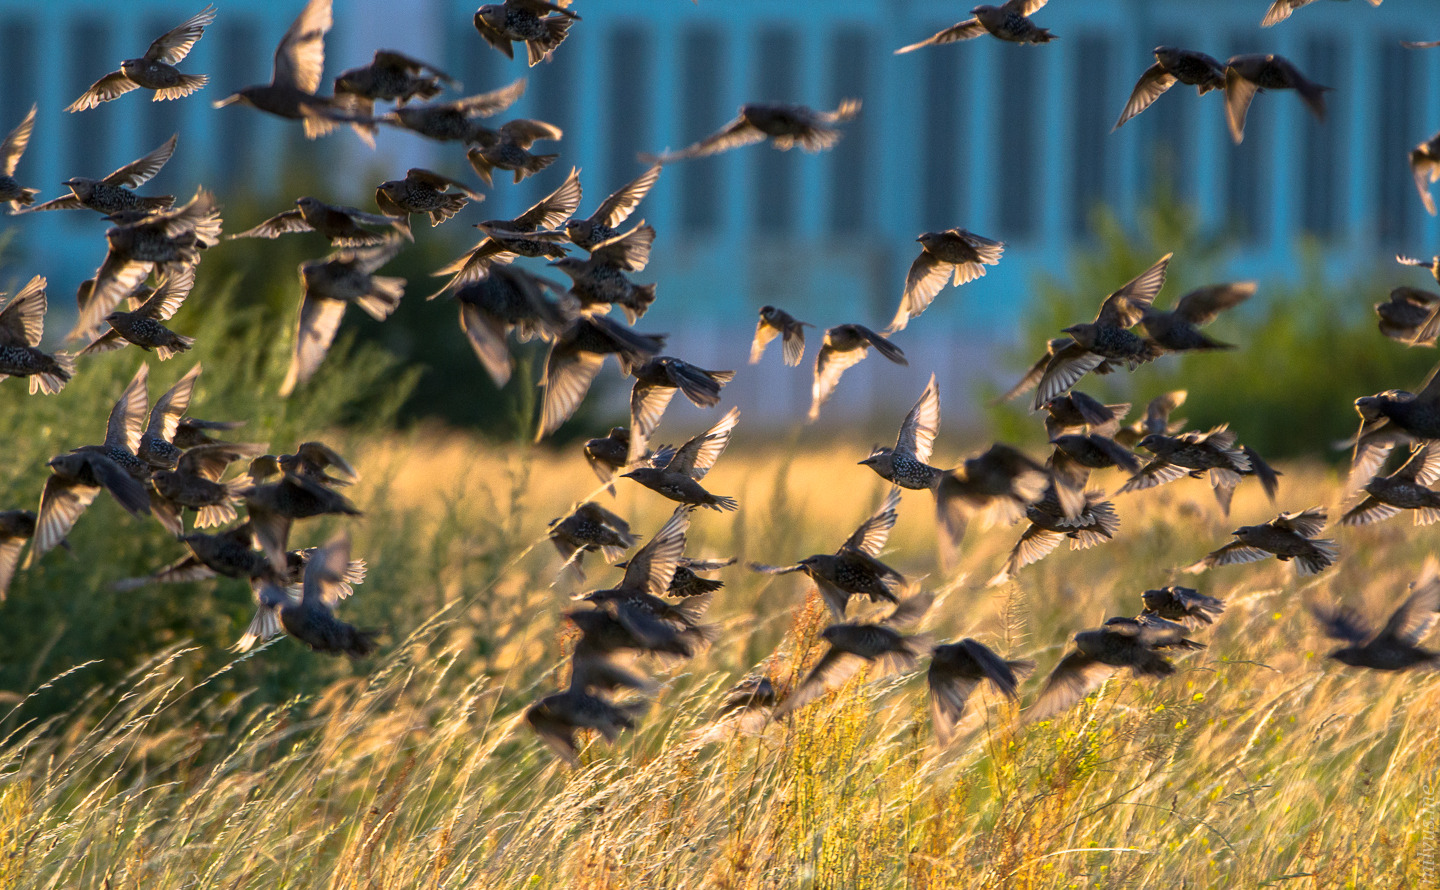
[{"x1": 0, "y1": 0, "x2": 1436, "y2": 767}]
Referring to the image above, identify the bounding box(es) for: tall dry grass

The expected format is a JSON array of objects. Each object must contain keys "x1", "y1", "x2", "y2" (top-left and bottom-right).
[{"x1": 1, "y1": 435, "x2": 1437, "y2": 889}]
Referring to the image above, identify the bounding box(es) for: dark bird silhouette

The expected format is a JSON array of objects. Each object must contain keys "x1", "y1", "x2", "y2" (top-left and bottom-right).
[
  {"x1": 1114, "y1": 47, "x2": 1225, "y2": 130},
  {"x1": 645, "y1": 100, "x2": 861, "y2": 164},
  {"x1": 623, "y1": 408, "x2": 741, "y2": 511},
  {"x1": 1263, "y1": 0, "x2": 1382, "y2": 28},
  {"x1": 536, "y1": 314, "x2": 665, "y2": 441},
  {"x1": 173, "y1": 417, "x2": 245, "y2": 450},
  {"x1": 928, "y1": 640, "x2": 1034, "y2": 745},
  {"x1": 0, "y1": 510, "x2": 37, "y2": 600},
  {"x1": 1348, "y1": 360, "x2": 1440, "y2": 491},
  {"x1": 751, "y1": 305, "x2": 812, "y2": 367},
  {"x1": 932, "y1": 443, "x2": 1050, "y2": 553},
  {"x1": 859, "y1": 374, "x2": 943, "y2": 491},
  {"x1": 137, "y1": 362, "x2": 203, "y2": 471},
  {"x1": 447, "y1": 264, "x2": 571, "y2": 389},
  {"x1": 1184, "y1": 507, "x2": 1337, "y2": 576},
  {"x1": 1031, "y1": 253, "x2": 1172, "y2": 409},
  {"x1": 1141, "y1": 586, "x2": 1226, "y2": 627},
  {"x1": 79, "y1": 267, "x2": 196, "y2": 361},
  {"x1": 1376, "y1": 287, "x2": 1440, "y2": 345},
  {"x1": 1411, "y1": 132, "x2": 1439, "y2": 216},
  {"x1": 473, "y1": 0, "x2": 579, "y2": 67},
  {"x1": 378, "y1": 80, "x2": 528, "y2": 143},
  {"x1": 1312, "y1": 559, "x2": 1440, "y2": 672},
  {"x1": 989, "y1": 485, "x2": 1120, "y2": 586},
  {"x1": 526, "y1": 688, "x2": 646, "y2": 767},
  {"x1": 230, "y1": 196, "x2": 403, "y2": 246},
  {"x1": 1340, "y1": 443, "x2": 1440, "y2": 527},
  {"x1": 771, "y1": 591, "x2": 934, "y2": 720},
  {"x1": 889, "y1": 230, "x2": 1004, "y2": 332},
  {"x1": 896, "y1": 1, "x2": 1055, "y2": 53},
  {"x1": 565, "y1": 165, "x2": 661, "y2": 251},
  {"x1": 584, "y1": 428, "x2": 631, "y2": 495},
  {"x1": 150, "y1": 442, "x2": 267, "y2": 530},
  {"x1": 1223, "y1": 54, "x2": 1331, "y2": 145},
  {"x1": 1140, "y1": 282, "x2": 1255, "y2": 353},
  {"x1": 624, "y1": 357, "x2": 734, "y2": 465},
  {"x1": 1117, "y1": 425, "x2": 1257, "y2": 515},
  {"x1": 0, "y1": 276, "x2": 74, "y2": 395},
  {"x1": 1041, "y1": 391, "x2": 1130, "y2": 440},
  {"x1": 467, "y1": 119, "x2": 564, "y2": 185},
  {"x1": 696, "y1": 674, "x2": 778, "y2": 742},
  {"x1": 434, "y1": 167, "x2": 581, "y2": 294},
  {"x1": 751, "y1": 487, "x2": 906, "y2": 619},
  {"x1": 244, "y1": 531, "x2": 376, "y2": 657},
  {"x1": 662, "y1": 557, "x2": 735, "y2": 598},
  {"x1": 1115, "y1": 391, "x2": 1187, "y2": 448},
  {"x1": 549, "y1": 501, "x2": 637, "y2": 579},
  {"x1": 0, "y1": 105, "x2": 37, "y2": 212},
  {"x1": 1028, "y1": 617, "x2": 1202, "y2": 721},
  {"x1": 810, "y1": 324, "x2": 907, "y2": 421},
  {"x1": 333, "y1": 49, "x2": 457, "y2": 137},
  {"x1": 1047, "y1": 433, "x2": 1141, "y2": 514},
  {"x1": 66, "y1": 5, "x2": 216, "y2": 112},
  {"x1": 23, "y1": 133, "x2": 176, "y2": 215},
  {"x1": 280, "y1": 239, "x2": 406, "y2": 397},
  {"x1": 242, "y1": 450, "x2": 362, "y2": 573},
  {"x1": 548, "y1": 224, "x2": 657, "y2": 322},
  {"x1": 375, "y1": 168, "x2": 482, "y2": 238}
]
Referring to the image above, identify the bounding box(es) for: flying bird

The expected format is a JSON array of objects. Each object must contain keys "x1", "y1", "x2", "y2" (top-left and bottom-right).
[
  {"x1": 751, "y1": 305, "x2": 812, "y2": 367},
  {"x1": 548, "y1": 224, "x2": 657, "y2": 322},
  {"x1": 242, "y1": 448, "x2": 362, "y2": 572},
  {"x1": 1184, "y1": 507, "x2": 1337, "y2": 577},
  {"x1": 1348, "y1": 359, "x2": 1440, "y2": 490},
  {"x1": 623, "y1": 408, "x2": 741, "y2": 512},
  {"x1": 624, "y1": 357, "x2": 734, "y2": 465},
  {"x1": 1340, "y1": 443, "x2": 1440, "y2": 527},
  {"x1": 932, "y1": 443, "x2": 1050, "y2": 554},
  {"x1": 448, "y1": 264, "x2": 571, "y2": 390},
  {"x1": 989, "y1": 486, "x2": 1120, "y2": 587},
  {"x1": 333, "y1": 49, "x2": 457, "y2": 136},
  {"x1": 1114, "y1": 391, "x2": 1187, "y2": 448},
  {"x1": 378, "y1": 81, "x2": 528, "y2": 143},
  {"x1": 0, "y1": 510, "x2": 37, "y2": 600},
  {"x1": 896, "y1": 1, "x2": 1055, "y2": 53},
  {"x1": 564, "y1": 165, "x2": 661, "y2": 251},
  {"x1": 375, "y1": 168, "x2": 482, "y2": 238},
  {"x1": 889, "y1": 229, "x2": 1004, "y2": 332},
  {"x1": 23, "y1": 134, "x2": 177, "y2": 216},
  {"x1": 548, "y1": 501, "x2": 637, "y2": 579},
  {"x1": 434, "y1": 167, "x2": 581, "y2": 294},
  {"x1": 1114, "y1": 47, "x2": 1225, "y2": 130},
  {"x1": 0, "y1": 105, "x2": 37, "y2": 212},
  {"x1": 1376, "y1": 287, "x2": 1440, "y2": 345},
  {"x1": 1141, "y1": 586, "x2": 1226, "y2": 627},
  {"x1": 644, "y1": 100, "x2": 861, "y2": 164},
  {"x1": 859, "y1": 374, "x2": 943, "y2": 491},
  {"x1": 1312, "y1": 559, "x2": 1440, "y2": 673},
  {"x1": 1262, "y1": 0, "x2": 1382, "y2": 28},
  {"x1": 928, "y1": 640, "x2": 1034, "y2": 745},
  {"x1": 1028, "y1": 617, "x2": 1202, "y2": 722},
  {"x1": 473, "y1": 0, "x2": 580, "y2": 67},
  {"x1": 79, "y1": 267, "x2": 197, "y2": 361},
  {"x1": 66, "y1": 5, "x2": 217, "y2": 112},
  {"x1": 535, "y1": 314, "x2": 665, "y2": 440},
  {"x1": 136, "y1": 363, "x2": 204, "y2": 472},
  {"x1": 467, "y1": 119, "x2": 564, "y2": 185},
  {"x1": 810, "y1": 324, "x2": 907, "y2": 421},
  {"x1": 1139, "y1": 282, "x2": 1255, "y2": 353},
  {"x1": 230, "y1": 197, "x2": 403, "y2": 246},
  {"x1": 0, "y1": 276, "x2": 74, "y2": 395},
  {"x1": 525, "y1": 688, "x2": 646, "y2": 767},
  {"x1": 1410, "y1": 132, "x2": 1439, "y2": 216},
  {"x1": 1041, "y1": 392, "x2": 1130, "y2": 440},
  {"x1": 1223, "y1": 54, "x2": 1331, "y2": 145},
  {"x1": 242, "y1": 531, "x2": 376, "y2": 657},
  {"x1": 149, "y1": 442, "x2": 268, "y2": 530},
  {"x1": 1117, "y1": 425, "x2": 1257, "y2": 515}
]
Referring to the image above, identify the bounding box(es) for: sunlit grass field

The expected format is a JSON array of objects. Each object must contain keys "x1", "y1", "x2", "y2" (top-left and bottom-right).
[{"x1": 2, "y1": 429, "x2": 1437, "y2": 889}]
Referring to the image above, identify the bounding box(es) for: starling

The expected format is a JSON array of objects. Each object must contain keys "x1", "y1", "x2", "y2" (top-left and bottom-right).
[
  {"x1": 535, "y1": 314, "x2": 665, "y2": 441},
  {"x1": 1410, "y1": 132, "x2": 1439, "y2": 216},
  {"x1": 565, "y1": 165, "x2": 661, "y2": 251},
  {"x1": 1403, "y1": 39, "x2": 1440, "y2": 50},
  {"x1": 548, "y1": 224, "x2": 658, "y2": 322},
  {"x1": 565, "y1": 602, "x2": 699, "y2": 662},
  {"x1": 1047, "y1": 433, "x2": 1141, "y2": 512},
  {"x1": 1114, "y1": 47, "x2": 1226, "y2": 130},
  {"x1": 1028, "y1": 616, "x2": 1201, "y2": 722},
  {"x1": 66, "y1": 5, "x2": 216, "y2": 112},
  {"x1": 150, "y1": 442, "x2": 267, "y2": 530},
  {"x1": 1140, "y1": 281, "x2": 1255, "y2": 353},
  {"x1": 998, "y1": 337, "x2": 1114, "y2": 405},
  {"x1": 1377, "y1": 287, "x2": 1440, "y2": 345},
  {"x1": 526, "y1": 688, "x2": 647, "y2": 768},
  {"x1": 751, "y1": 305, "x2": 812, "y2": 367},
  {"x1": 1141, "y1": 586, "x2": 1226, "y2": 627},
  {"x1": 645, "y1": 99, "x2": 861, "y2": 164},
  {"x1": 279, "y1": 239, "x2": 407, "y2": 397},
  {"x1": 696, "y1": 674, "x2": 778, "y2": 742},
  {"x1": 584, "y1": 428, "x2": 631, "y2": 494},
  {"x1": 212, "y1": 0, "x2": 363, "y2": 140},
  {"x1": 279, "y1": 441, "x2": 359, "y2": 487},
  {"x1": 888, "y1": 229, "x2": 1004, "y2": 333},
  {"x1": 245, "y1": 531, "x2": 376, "y2": 657},
  {"x1": 473, "y1": 0, "x2": 580, "y2": 67},
  {"x1": 1041, "y1": 391, "x2": 1131, "y2": 440},
  {"x1": 137, "y1": 363, "x2": 203, "y2": 471},
  {"x1": 1348, "y1": 361, "x2": 1440, "y2": 490},
  {"x1": 623, "y1": 408, "x2": 740, "y2": 511},
  {"x1": 989, "y1": 486, "x2": 1120, "y2": 587},
  {"x1": 433, "y1": 167, "x2": 581, "y2": 293},
  {"x1": 0, "y1": 276, "x2": 74, "y2": 395},
  {"x1": 1115, "y1": 390, "x2": 1188, "y2": 448},
  {"x1": 771, "y1": 591, "x2": 934, "y2": 720},
  {"x1": 173, "y1": 417, "x2": 246, "y2": 450},
  {"x1": 896, "y1": 1, "x2": 1055, "y2": 53},
  {"x1": 0, "y1": 105, "x2": 37, "y2": 212},
  {"x1": 333, "y1": 49, "x2": 457, "y2": 138},
  {"x1": 1340, "y1": 443, "x2": 1440, "y2": 527},
  {"x1": 751, "y1": 487, "x2": 906, "y2": 619},
  {"x1": 1312, "y1": 559, "x2": 1440, "y2": 672},
  {"x1": 662, "y1": 557, "x2": 735, "y2": 598},
  {"x1": 549, "y1": 501, "x2": 637, "y2": 579},
  {"x1": 1117, "y1": 425, "x2": 1254, "y2": 511},
  {"x1": 467, "y1": 119, "x2": 564, "y2": 185},
  {"x1": 71, "y1": 187, "x2": 223, "y2": 340},
  {"x1": 1263, "y1": 0, "x2": 1382, "y2": 28},
  {"x1": 449, "y1": 264, "x2": 571, "y2": 389},
  {"x1": 810, "y1": 324, "x2": 908, "y2": 421},
  {"x1": 23, "y1": 133, "x2": 176, "y2": 215},
  {"x1": 1223, "y1": 54, "x2": 1331, "y2": 145},
  {"x1": 79, "y1": 267, "x2": 197, "y2": 361},
  {"x1": 0, "y1": 510, "x2": 37, "y2": 600},
  {"x1": 932, "y1": 443, "x2": 1050, "y2": 550},
  {"x1": 231, "y1": 196, "x2": 404, "y2": 246},
  {"x1": 928, "y1": 640, "x2": 1034, "y2": 745},
  {"x1": 624, "y1": 357, "x2": 735, "y2": 465},
  {"x1": 566, "y1": 640, "x2": 658, "y2": 698},
  {"x1": 377, "y1": 81, "x2": 528, "y2": 143},
  {"x1": 242, "y1": 454, "x2": 362, "y2": 573},
  {"x1": 375, "y1": 168, "x2": 482, "y2": 238},
  {"x1": 859, "y1": 373, "x2": 944, "y2": 490},
  {"x1": 1184, "y1": 507, "x2": 1337, "y2": 576}
]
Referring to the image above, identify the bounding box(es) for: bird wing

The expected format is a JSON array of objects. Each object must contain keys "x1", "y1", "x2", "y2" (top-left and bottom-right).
[
  {"x1": 302, "y1": 530, "x2": 352, "y2": 609},
  {"x1": 272, "y1": 0, "x2": 332, "y2": 93},
  {"x1": 591, "y1": 223, "x2": 655, "y2": 272},
  {"x1": 1338, "y1": 496, "x2": 1400, "y2": 527},
  {"x1": 1173, "y1": 281, "x2": 1257, "y2": 325},
  {"x1": 928, "y1": 666, "x2": 982, "y2": 746},
  {"x1": 29, "y1": 476, "x2": 99, "y2": 567},
  {"x1": 1274, "y1": 508, "x2": 1326, "y2": 539},
  {"x1": 0, "y1": 276, "x2": 47, "y2": 348},
  {"x1": 1380, "y1": 565, "x2": 1440, "y2": 646},
  {"x1": 512, "y1": 167, "x2": 582, "y2": 231},
  {"x1": 279, "y1": 294, "x2": 347, "y2": 397},
  {"x1": 1183, "y1": 542, "x2": 1271, "y2": 573},
  {"x1": 619, "y1": 507, "x2": 690, "y2": 597},
  {"x1": 536, "y1": 348, "x2": 604, "y2": 440},
  {"x1": 1114, "y1": 63, "x2": 1176, "y2": 130},
  {"x1": 146, "y1": 363, "x2": 202, "y2": 444},
  {"x1": 591, "y1": 164, "x2": 661, "y2": 229},
  {"x1": 66, "y1": 72, "x2": 140, "y2": 114},
  {"x1": 373, "y1": 49, "x2": 456, "y2": 82},
  {"x1": 810, "y1": 344, "x2": 866, "y2": 420},
  {"x1": 1403, "y1": 40, "x2": 1440, "y2": 50},
  {"x1": 1260, "y1": 0, "x2": 1307, "y2": 27},
  {"x1": 771, "y1": 647, "x2": 866, "y2": 720},
  {"x1": 0, "y1": 105, "x2": 34, "y2": 176},
  {"x1": 231, "y1": 209, "x2": 312, "y2": 239},
  {"x1": 146, "y1": 4, "x2": 218, "y2": 64},
  {"x1": 1116, "y1": 458, "x2": 1188, "y2": 494},
  {"x1": 666, "y1": 407, "x2": 740, "y2": 481},
  {"x1": 781, "y1": 322, "x2": 807, "y2": 367},
  {"x1": 459, "y1": 303, "x2": 514, "y2": 389},
  {"x1": 405, "y1": 168, "x2": 481, "y2": 198},
  {"x1": 626, "y1": 382, "x2": 678, "y2": 464},
  {"x1": 750, "y1": 317, "x2": 780, "y2": 364},
  {"x1": 104, "y1": 134, "x2": 178, "y2": 189},
  {"x1": 1031, "y1": 344, "x2": 1106, "y2": 410},
  {"x1": 896, "y1": 374, "x2": 941, "y2": 463},
  {"x1": 1223, "y1": 67, "x2": 1260, "y2": 144},
  {"x1": 137, "y1": 266, "x2": 197, "y2": 322},
  {"x1": 855, "y1": 325, "x2": 907, "y2": 365},
  {"x1": 471, "y1": 16, "x2": 515, "y2": 60},
  {"x1": 1310, "y1": 603, "x2": 1372, "y2": 645},
  {"x1": 1007, "y1": 0, "x2": 1049, "y2": 12},
  {"x1": 894, "y1": 19, "x2": 986, "y2": 54},
  {"x1": 997, "y1": 341, "x2": 1067, "y2": 404},
  {"x1": 665, "y1": 116, "x2": 764, "y2": 161},
  {"x1": 1009, "y1": 526, "x2": 1065, "y2": 574},
  {"x1": 841, "y1": 486, "x2": 901, "y2": 558},
  {"x1": 450, "y1": 79, "x2": 528, "y2": 117},
  {"x1": 1027, "y1": 652, "x2": 1114, "y2": 723},
  {"x1": 891, "y1": 252, "x2": 953, "y2": 332},
  {"x1": 106, "y1": 363, "x2": 150, "y2": 452},
  {"x1": 1095, "y1": 253, "x2": 1172, "y2": 327},
  {"x1": 498, "y1": 117, "x2": 563, "y2": 149}
]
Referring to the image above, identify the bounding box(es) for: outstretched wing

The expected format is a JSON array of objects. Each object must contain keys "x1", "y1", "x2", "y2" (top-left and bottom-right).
[
  {"x1": 104, "y1": 134, "x2": 178, "y2": 188},
  {"x1": 146, "y1": 4, "x2": 218, "y2": 64},
  {"x1": 896, "y1": 374, "x2": 940, "y2": 463},
  {"x1": 272, "y1": 0, "x2": 332, "y2": 94},
  {"x1": 1114, "y1": 63, "x2": 1176, "y2": 130}
]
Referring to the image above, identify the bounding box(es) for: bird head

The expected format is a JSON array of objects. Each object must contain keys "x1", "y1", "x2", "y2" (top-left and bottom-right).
[
  {"x1": 63, "y1": 179, "x2": 94, "y2": 201},
  {"x1": 119, "y1": 58, "x2": 148, "y2": 77},
  {"x1": 1326, "y1": 647, "x2": 1369, "y2": 667},
  {"x1": 46, "y1": 452, "x2": 86, "y2": 477},
  {"x1": 1061, "y1": 323, "x2": 1097, "y2": 348},
  {"x1": 1231, "y1": 524, "x2": 1258, "y2": 539},
  {"x1": 562, "y1": 219, "x2": 586, "y2": 239},
  {"x1": 474, "y1": 6, "x2": 506, "y2": 29},
  {"x1": 859, "y1": 446, "x2": 891, "y2": 467},
  {"x1": 295, "y1": 196, "x2": 320, "y2": 212}
]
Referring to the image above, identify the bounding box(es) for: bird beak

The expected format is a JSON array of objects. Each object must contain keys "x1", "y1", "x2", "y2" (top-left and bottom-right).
[{"x1": 620, "y1": 471, "x2": 636, "y2": 479}]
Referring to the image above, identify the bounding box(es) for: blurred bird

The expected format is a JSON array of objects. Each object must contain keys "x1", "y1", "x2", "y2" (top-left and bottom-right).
[
  {"x1": 150, "y1": 443, "x2": 267, "y2": 530},
  {"x1": 1348, "y1": 361, "x2": 1440, "y2": 490},
  {"x1": 549, "y1": 501, "x2": 637, "y2": 579},
  {"x1": 378, "y1": 81, "x2": 528, "y2": 143},
  {"x1": 1263, "y1": 0, "x2": 1382, "y2": 28},
  {"x1": 1047, "y1": 433, "x2": 1141, "y2": 513},
  {"x1": 1223, "y1": 54, "x2": 1331, "y2": 145},
  {"x1": 1140, "y1": 282, "x2": 1255, "y2": 353},
  {"x1": 0, "y1": 105, "x2": 37, "y2": 212},
  {"x1": 279, "y1": 441, "x2": 359, "y2": 487},
  {"x1": 751, "y1": 305, "x2": 812, "y2": 367},
  {"x1": 536, "y1": 314, "x2": 665, "y2": 440},
  {"x1": 137, "y1": 363, "x2": 203, "y2": 471},
  {"x1": 696, "y1": 674, "x2": 778, "y2": 741},
  {"x1": 1028, "y1": 617, "x2": 1202, "y2": 721},
  {"x1": 1118, "y1": 425, "x2": 1256, "y2": 515},
  {"x1": 434, "y1": 168, "x2": 581, "y2": 293},
  {"x1": 565, "y1": 165, "x2": 661, "y2": 251},
  {"x1": 989, "y1": 486, "x2": 1120, "y2": 587},
  {"x1": 1340, "y1": 443, "x2": 1440, "y2": 527},
  {"x1": 859, "y1": 374, "x2": 943, "y2": 491},
  {"x1": 1184, "y1": 507, "x2": 1337, "y2": 576},
  {"x1": 1312, "y1": 559, "x2": 1440, "y2": 672},
  {"x1": 526, "y1": 688, "x2": 646, "y2": 767},
  {"x1": 1376, "y1": 287, "x2": 1440, "y2": 345},
  {"x1": 231, "y1": 196, "x2": 403, "y2": 246},
  {"x1": 548, "y1": 224, "x2": 657, "y2": 322},
  {"x1": 24, "y1": 134, "x2": 176, "y2": 216},
  {"x1": 1031, "y1": 253, "x2": 1171, "y2": 409},
  {"x1": 375, "y1": 169, "x2": 482, "y2": 238},
  {"x1": 644, "y1": 99, "x2": 861, "y2": 164},
  {"x1": 1114, "y1": 391, "x2": 1187, "y2": 448},
  {"x1": 771, "y1": 590, "x2": 934, "y2": 720},
  {"x1": 0, "y1": 276, "x2": 74, "y2": 395},
  {"x1": 928, "y1": 640, "x2": 1034, "y2": 745},
  {"x1": 1114, "y1": 47, "x2": 1225, "y2": 130},
  {"x1": 624, "y1": 357, "x2": 734, "y2": 465},
  {"x1": 661, "y1": 557, "x2": 736, "y2": 598},
  {"x1": 810, "y1": 324, "x2": 908, "y2": 421},
  {"x1": 565, "y1": 602, "x2": 699, "y2": 662},
  {"x1": 584, "y1": 428, "x2": 632, "y2": 495},
  {"x1": 1041, "y1": 392, "x2": 1130, "y2": 440},
  {"x1": 0, "y1": 510, "x2": 37, "y2": 600},
  {"x1": 467, "y1": 119, "x2": 564, "y2": 185},
  {"x1": 998, "y1": 337, "x2": 1114, "y2": 405},
  {"x1": 66, "y1": 5, "x2": 216, "y2": 112},
  {"x1": 896, "y1": 1, "x2": 1055, "y2": 53},
  {"x1": 173, "y1": 417, "x2": 246, "y2": 450},
  {"x1": 1141, "y1": 586, "x2": 1226, "y2": 627},
  {"x1": 280, "y1": 239, "x2": 407, "y2": 397},
  {"x1": 243, "y1": 531, "x2": 376, "y2": 657},
  {"x1": 473, "y1": 0, "x2": 580, "y2": 67},
  {"x1": 449, "y1": 265, "x2": 571, "y2": 389},
  {"x1": 623, "y1": 408, "x2": 741, "y2": 511},
  {"x1": 888, "y1": 229, "x2": 1004, "y2": 332},
  {"x1": 333, "y1": 49, "x2": 457, "y2": 139},
  {"x1": 79, "y1": 267, "x2": 197, "y2": 361},
  {"x1": 932, "y1": 443, "x2": 1050, "y2": 552},
  {"x1": 242, "y1": 452, "x2": 362, "y2": 573},
  {"x1": 751, "y1": 487, "x2": 906, "y2": 619},
  {"x1": 1411, "y1": 132, "x2": 1440, "y2": 216},
  {"x1": 1403, "y1": 39, "x2": 1440, "y2": 50}
]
